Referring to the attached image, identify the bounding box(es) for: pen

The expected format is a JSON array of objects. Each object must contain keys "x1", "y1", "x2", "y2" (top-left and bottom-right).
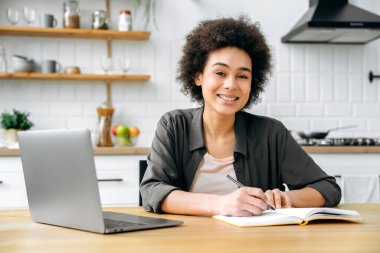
[{"x1": 226, "y1": 175, "x2": 276, "y2": 211}]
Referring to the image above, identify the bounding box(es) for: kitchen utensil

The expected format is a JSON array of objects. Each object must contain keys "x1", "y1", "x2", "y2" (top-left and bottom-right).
[
  {"x1": 64, "y1": 66, "x2": 80, "y2": 74},
  {"x1": 119, "y1": 58, "x2": 130, "y2": 74},
  {"x1": 297, "y1": 125, "x2": 357, "y2": 139},
  {"x1": 23, "y1": 7, "x2": 36, "y2": 26},
  {"x1": 7, "y1": 8, "x2": 19, "y2": 25},
  {"x1": 12, "y1": 55, "x2": 34, "y2": 72},
  {"x1": 40, "y1": 14, "x2": 57, "y2": 28},
  {"x1": 101, "y1": 57, "x2": 112, "y2": 74},
  {"x1": 118, "y1": 10, "x2": 132, "y2": 31},
  {"x1": 41, "y1": 60, "x2": 61, "y2": 73},
  {"x1": 92, "y1": 10, "x2": 108, "y2": 29},
  {"x1": 0, "y1": 45, "x2": 7, "y2": 72},
  {"x1": 63, "y1": 0, "x2": 80, "y2": 28},
  {"x1": 96, "y1": 105, "x2": 114, "y2": 147}
]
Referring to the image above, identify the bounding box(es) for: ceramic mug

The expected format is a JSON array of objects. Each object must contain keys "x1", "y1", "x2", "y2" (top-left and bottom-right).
[
  {"x1": 40, "y1": 14, "x2": 57, "y2": 28},
  {"x1": 41, "y1": 60, "x2": 61, "y2": 73}
]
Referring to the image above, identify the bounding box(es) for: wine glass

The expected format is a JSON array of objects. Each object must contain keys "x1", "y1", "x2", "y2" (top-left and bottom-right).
[
  {"x1": 7, "y1": 8, "x2": 19, "y2": 26},
  {"x1": 101, "y1": 56, "x2": 112, "y2": 74},
  {"x1": 119, "y1": 58, "x2": 131, "y2": 75},
  {"x1": 23, "y1": 7, "x2": 36, "y2": 26}
]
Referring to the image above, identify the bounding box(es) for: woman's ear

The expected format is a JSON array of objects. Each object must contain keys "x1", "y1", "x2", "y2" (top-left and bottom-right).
[{"x1": 195, "y1": 72, "x2": 203, "y2": 86}]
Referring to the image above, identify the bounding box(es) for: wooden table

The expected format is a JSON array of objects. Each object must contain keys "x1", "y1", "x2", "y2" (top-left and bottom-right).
[{"x1": 1, "y1": 204, "x2": 379, "y2": 253}]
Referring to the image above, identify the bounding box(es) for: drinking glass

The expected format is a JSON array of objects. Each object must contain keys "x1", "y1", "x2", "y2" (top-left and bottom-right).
[
  {"x1": 23, "y1": 7, "x2": 36, "y2": 26},
  {"x1": 7, "y1": 8, "x2": 19, "y2": 26},
  {"x1": 119, "y1": 58, "x2": 131, "y2": 75},
  {"x1": 101, "y1": 57, "x2": 112, "y2": 74}
]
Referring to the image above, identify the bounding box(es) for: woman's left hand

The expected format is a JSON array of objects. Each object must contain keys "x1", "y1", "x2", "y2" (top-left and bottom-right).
[{"x1": 265, "y1": 189, "x2": 292, "y2": 209}]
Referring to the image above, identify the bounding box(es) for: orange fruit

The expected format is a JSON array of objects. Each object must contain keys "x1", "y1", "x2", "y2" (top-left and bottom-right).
[{"x1": 129, "y1": 126, "x2": 140, "y2": 137}]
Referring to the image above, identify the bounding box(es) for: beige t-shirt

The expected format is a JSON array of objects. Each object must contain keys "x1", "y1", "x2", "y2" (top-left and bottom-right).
[{"x1": 189, "y1": 153, "x2": 238, "y2": 195}]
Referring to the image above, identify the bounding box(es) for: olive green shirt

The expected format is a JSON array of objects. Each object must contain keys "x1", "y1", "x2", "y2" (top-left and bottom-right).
[{"x1": 140, "y1": 107, "x2": 341, "y2": 213}]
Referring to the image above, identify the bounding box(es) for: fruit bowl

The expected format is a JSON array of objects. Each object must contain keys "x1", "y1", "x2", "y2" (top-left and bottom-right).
[
  {"x1": 113, "y1": 125, "x2": 140, "y2": 147},
  {"x1": 116, "y1": 136, "x2": 138, "y2": 147}
]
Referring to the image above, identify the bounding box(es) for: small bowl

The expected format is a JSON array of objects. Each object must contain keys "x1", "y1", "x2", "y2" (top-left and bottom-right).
[{"x1": 64, "y1": 66, "x2": 81, "y2": 74}]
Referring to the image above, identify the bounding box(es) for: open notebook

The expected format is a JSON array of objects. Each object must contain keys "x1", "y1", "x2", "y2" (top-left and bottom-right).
[{"x1": 213, "y1": 208, "x2": 363, "y2": 227}]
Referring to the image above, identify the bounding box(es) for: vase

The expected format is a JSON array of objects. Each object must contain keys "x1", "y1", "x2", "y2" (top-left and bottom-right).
[{"x1": 3, "y1": 129, "x2": 20, "y2": 144}]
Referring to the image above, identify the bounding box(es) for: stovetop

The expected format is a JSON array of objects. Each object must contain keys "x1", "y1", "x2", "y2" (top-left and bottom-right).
[{"x1": 298, "y1": 138, "x2": 380, "y2": 146}]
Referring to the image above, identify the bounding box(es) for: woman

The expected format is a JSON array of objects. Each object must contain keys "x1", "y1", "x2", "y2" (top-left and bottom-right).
[{"x1": 140, "y1": 16, "x2": 341, "y2": 217}]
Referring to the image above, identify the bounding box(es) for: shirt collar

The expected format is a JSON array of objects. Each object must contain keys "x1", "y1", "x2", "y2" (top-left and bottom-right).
[
  {"x1": 189, "y1": 107, "x2": 247, "y2": 157},
  {"x1": 234, "y1": 111, "x2": 247, "y2": 156},
  {"x1": 189, "y1": 107, "x2": 205, "y2": 152}
]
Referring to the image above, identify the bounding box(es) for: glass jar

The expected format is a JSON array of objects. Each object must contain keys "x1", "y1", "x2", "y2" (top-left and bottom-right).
[
  {"x1": 63, "y1": 0, "x2": 80, "y2": 29},
  {"x1": 96, "y1": 106, "x2": 114, "y2": 147},
  {"x1": 92, "y1": 10, "x2": 108, "y2": 30},
  {"x1": 0, "y1": 45, "x2": 7, "y2": 73},
  {"x1": 118, "y1": 10, "x2": 132, "y2": 31}
]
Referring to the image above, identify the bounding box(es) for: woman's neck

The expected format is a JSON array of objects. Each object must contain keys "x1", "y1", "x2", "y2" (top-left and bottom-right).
[{"x1": 202, "y1": 107, "x2": 235, "y2": 139}]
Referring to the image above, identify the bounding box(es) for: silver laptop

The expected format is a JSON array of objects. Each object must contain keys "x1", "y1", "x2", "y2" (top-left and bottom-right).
[{"x1": 18, "y1": 129, "x2": 183, "y2": 234}]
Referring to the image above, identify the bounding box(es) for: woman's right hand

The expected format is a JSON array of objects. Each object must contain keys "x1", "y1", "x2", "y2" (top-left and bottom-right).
[{"x1": 215, "y1": 187, "x2": 269, "y2": 217}]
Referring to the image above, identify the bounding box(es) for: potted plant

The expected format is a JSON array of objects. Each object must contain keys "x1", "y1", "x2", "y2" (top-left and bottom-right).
[{"x1": 1, "y1": 109, "x2": 34, "y2": 144}]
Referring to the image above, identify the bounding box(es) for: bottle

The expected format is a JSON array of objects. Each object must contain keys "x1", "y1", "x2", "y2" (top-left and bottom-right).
[
  {"x1": 63, "y1": 0, "x2": 80, "y2": 28},
  {"x1": 96, "y1": 104, "x2": 114, "y2": 147},
  {"x1": 118, "y1": 10, "x2": 132, "y2": 31}
]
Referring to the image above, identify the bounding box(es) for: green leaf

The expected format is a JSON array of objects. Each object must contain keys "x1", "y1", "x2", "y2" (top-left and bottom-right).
[{"x1": 0, "y1": 109, "x2": 34, "y2": 130}]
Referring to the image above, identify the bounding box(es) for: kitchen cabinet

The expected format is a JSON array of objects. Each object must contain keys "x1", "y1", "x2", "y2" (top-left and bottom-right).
[
  {"x1": 0, "y1": 26, "x2": 151, "y2": 104},
  {"x1": 310, "y1": 153, "x2": 380, "y2": 204},
  {"x1": 0, "y1": 154, "x2": 147, "y2": 209}
]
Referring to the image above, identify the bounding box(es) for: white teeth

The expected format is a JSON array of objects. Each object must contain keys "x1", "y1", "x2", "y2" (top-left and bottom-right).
[{"x1": 218, "y1": 94, "x2": 238, "y2": 101}]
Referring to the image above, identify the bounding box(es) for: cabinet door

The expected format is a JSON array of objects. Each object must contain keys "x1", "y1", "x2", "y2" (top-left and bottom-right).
[
  {"x1": 0, "y1": 171, "x2": 28, "y2": 209},
  {"x1": 97, "y1": 169, "x2": 139, "y2": 206},
  {"x1": 94, "y1": 155, "x2": 146, "y2": 206},
  {"x1": 0, "y1": 157, "x2": 28, "y2": 209}
]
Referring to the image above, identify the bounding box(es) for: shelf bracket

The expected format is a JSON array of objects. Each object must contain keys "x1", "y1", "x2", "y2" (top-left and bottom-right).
[{"x1": 105, "y1": 0, "x2": 112, "y2": 106}]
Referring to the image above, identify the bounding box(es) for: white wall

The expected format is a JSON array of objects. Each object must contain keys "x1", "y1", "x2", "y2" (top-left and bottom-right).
[{"x1": 0, "y1": 0, "x2": 379, "y2": 146}]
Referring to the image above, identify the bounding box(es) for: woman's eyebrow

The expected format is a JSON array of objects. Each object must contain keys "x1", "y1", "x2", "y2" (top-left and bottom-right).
[{"x1": 211, "y1": 62, "x2": 252, "y2": 73}]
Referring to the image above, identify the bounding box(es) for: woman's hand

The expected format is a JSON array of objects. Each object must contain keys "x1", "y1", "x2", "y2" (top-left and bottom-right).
[
  {"x1": 216, "y1": 187, "x2": 269, "y2": 217},
  {"x1": 265, "y1": 188, "x2": 292, "y2": 209}
]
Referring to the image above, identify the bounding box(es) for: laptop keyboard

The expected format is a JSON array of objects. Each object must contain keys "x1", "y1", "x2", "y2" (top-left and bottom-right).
[{"x1": 104, "y1": 218, "x2": 146, "y2": 229}]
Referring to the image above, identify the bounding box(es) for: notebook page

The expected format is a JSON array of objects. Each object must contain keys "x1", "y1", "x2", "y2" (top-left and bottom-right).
[
  {"x1": 274, "y1": 208, "x2": 360, "y2": 220},
  {"x1": 274, "y1": 208, "x2": 317, "y2": 219},
  {"x1": 213, "y1": 211, "x2": 302, "y2": 227}
]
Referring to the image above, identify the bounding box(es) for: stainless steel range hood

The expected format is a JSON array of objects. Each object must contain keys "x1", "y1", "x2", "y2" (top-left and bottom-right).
[{"x1": 282, "y1": 0, "x2": 380, "y2": 44}]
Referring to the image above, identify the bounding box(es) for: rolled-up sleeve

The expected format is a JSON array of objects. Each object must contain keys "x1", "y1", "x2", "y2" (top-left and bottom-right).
[
  {"x1": 278, "y1": 125, "x2": 342, "y2": 207},
  {"x1": 140, "y1": 116, "x2": 181, "y2": 213}
]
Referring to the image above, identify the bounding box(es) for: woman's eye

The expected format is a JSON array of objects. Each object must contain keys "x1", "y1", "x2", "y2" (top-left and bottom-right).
[
  {"x1": 216, "y1": 72, "x2": 225, "y2": 76},
  {"x1": 238, "y1": 75, "x2": 248, "y2": 79}
]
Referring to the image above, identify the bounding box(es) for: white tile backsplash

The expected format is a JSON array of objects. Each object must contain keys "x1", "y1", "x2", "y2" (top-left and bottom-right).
[{"x1": 1, "y1": 0, "x2": 379, "y2": 146}]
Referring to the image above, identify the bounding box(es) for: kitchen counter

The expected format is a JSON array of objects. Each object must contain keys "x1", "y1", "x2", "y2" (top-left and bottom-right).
[
  {"x1": 1, "y1": 205, "x2": 380, "y2": 253},
  {"x1": 0, "y1": 147, "x2": 150, "y2": 156},
  {"x1": 0, "y1": 146, "x2": 379, "y2": 156}
]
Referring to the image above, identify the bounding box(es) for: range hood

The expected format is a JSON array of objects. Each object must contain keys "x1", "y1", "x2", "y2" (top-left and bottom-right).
[{"x1": 282, "y1": 0, "x2": 380, "y2": 44}]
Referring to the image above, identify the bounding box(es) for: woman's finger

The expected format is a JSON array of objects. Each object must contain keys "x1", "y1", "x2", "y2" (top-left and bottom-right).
[{"x1": 272, "y1": 189, "x2": 282, "y2": 208}]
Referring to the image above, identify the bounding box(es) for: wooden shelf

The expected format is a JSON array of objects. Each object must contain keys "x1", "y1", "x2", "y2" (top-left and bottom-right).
[
  {"x1": 0, "y1": 26, "x2": 150, "y2": 40},
  {"x1": 0, "y1": 72, "x2": 150, "y2": 82}
]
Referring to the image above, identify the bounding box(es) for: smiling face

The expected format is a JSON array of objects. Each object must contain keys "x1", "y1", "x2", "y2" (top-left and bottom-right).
[{"x1": 195, "y1": 46, "x2": 252, "y2": 117}]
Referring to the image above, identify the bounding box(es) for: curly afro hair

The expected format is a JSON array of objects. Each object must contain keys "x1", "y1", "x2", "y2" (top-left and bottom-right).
[{"x1": 177, "y1": 16, "x2": 272, "y2": 109}]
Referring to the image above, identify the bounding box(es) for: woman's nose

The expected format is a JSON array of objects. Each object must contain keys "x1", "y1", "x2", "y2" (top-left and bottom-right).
[{"x1": 223, "y1": 76, "x2": 238, "y2": 90}]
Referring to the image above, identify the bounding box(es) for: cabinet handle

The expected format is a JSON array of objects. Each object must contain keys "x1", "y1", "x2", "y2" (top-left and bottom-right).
[{"x1": 97, "y1": 178, "x2": 123, "y2": 182}]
